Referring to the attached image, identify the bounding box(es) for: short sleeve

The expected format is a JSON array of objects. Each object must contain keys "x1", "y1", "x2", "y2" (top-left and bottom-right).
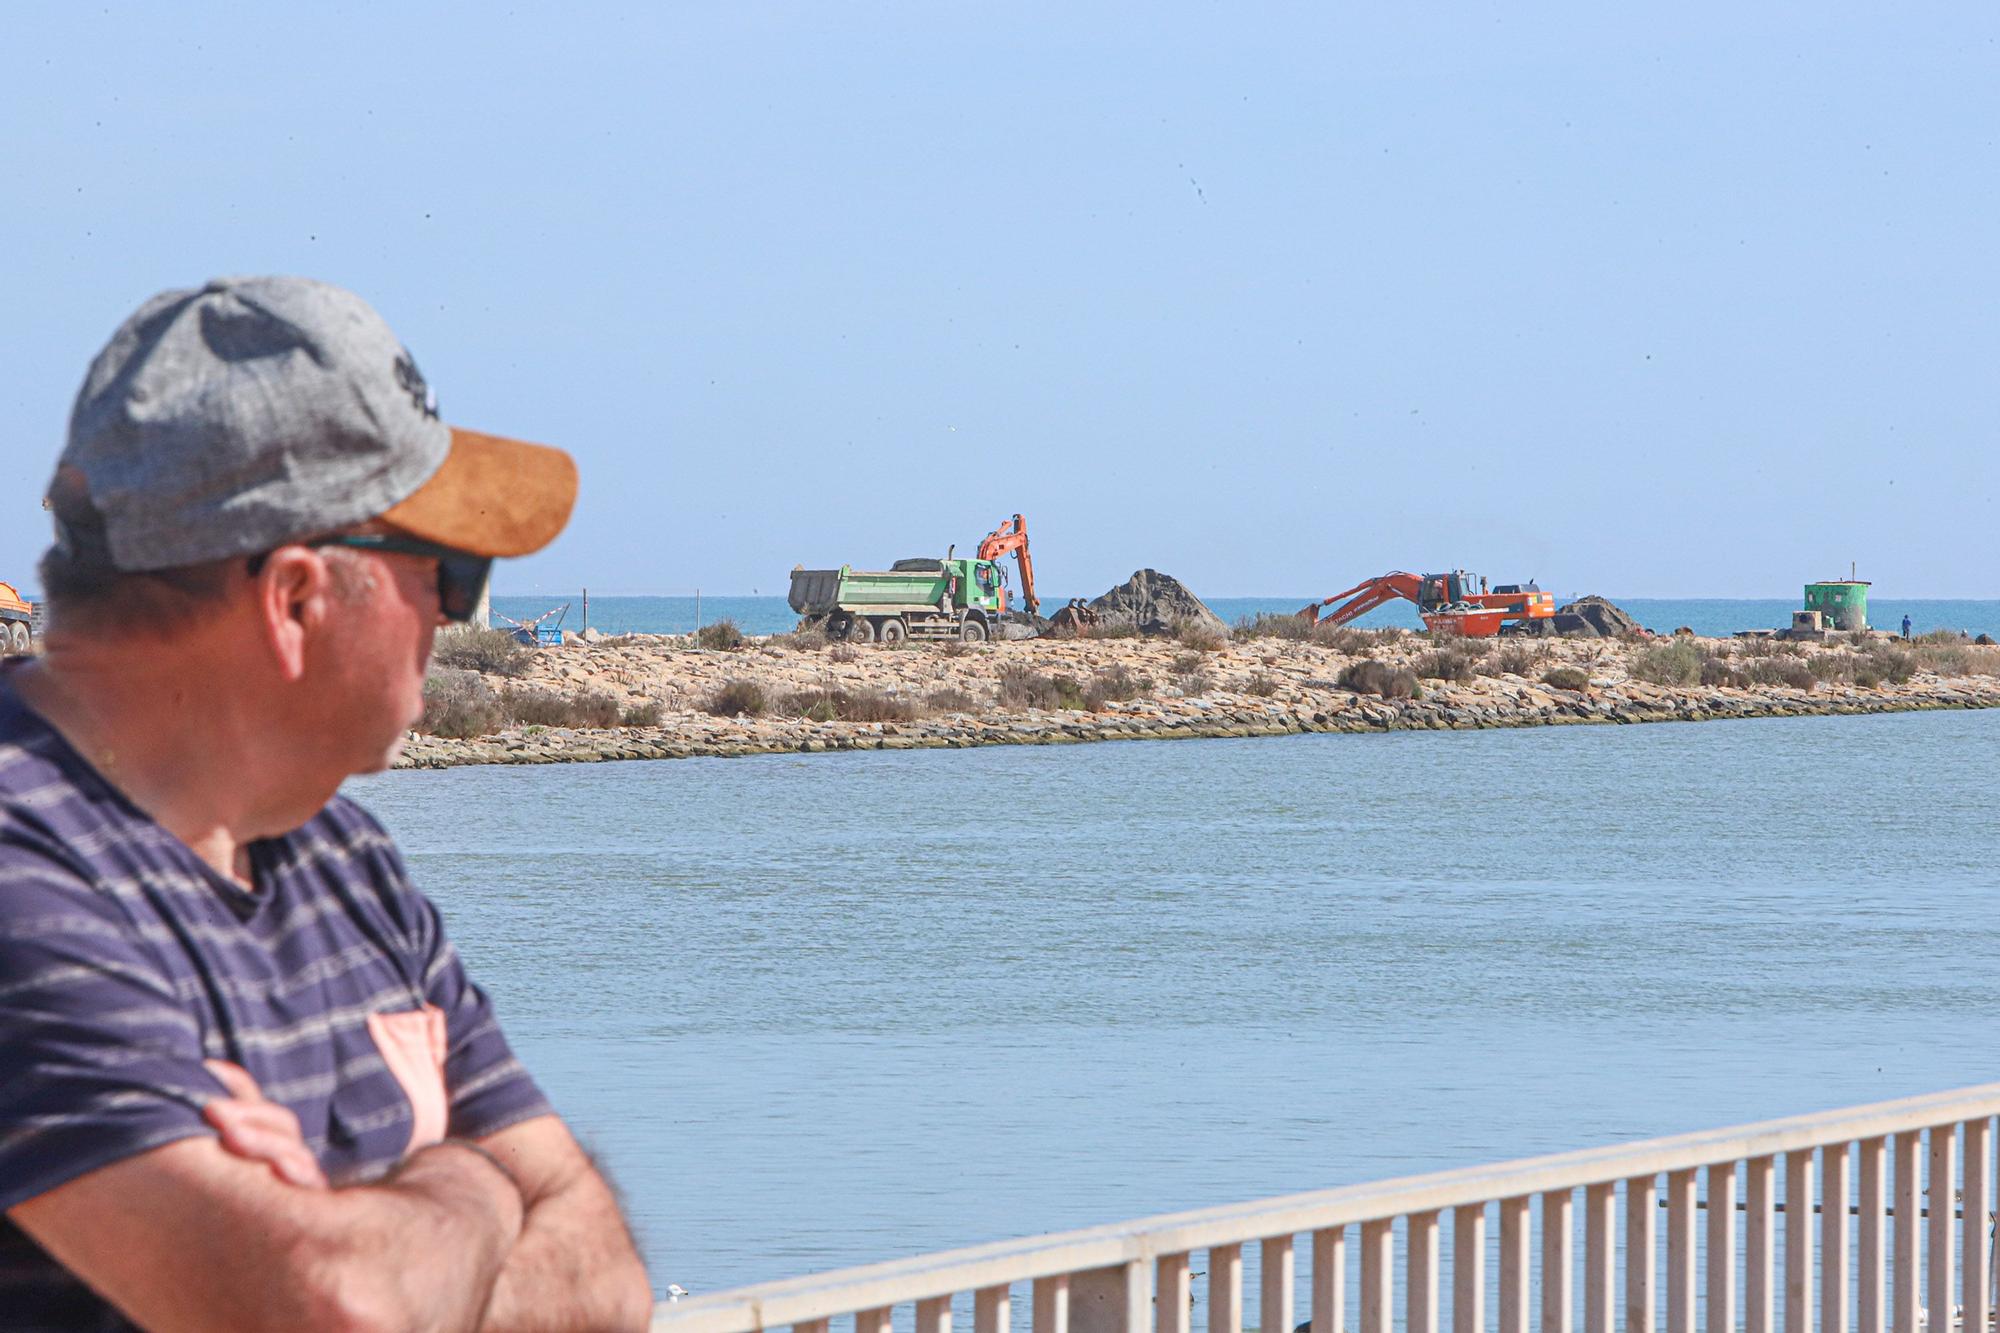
[
  {"x1": 0, "y1": 837, "x2": 218, "y2": 1211},
  {"x1": 411, "y1": 895, "x2": 553, "y2": 1140}
]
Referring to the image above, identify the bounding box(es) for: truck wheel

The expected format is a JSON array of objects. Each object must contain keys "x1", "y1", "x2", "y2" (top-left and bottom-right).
[
  {"x1": 959, "y1": 618, "x2": 988, "y2": 643},
  {"x1": 844, "y1": 616, "x2": 874, "y2": 643},
  {"x1": 7, "y1": 622, "x2": 25, "y2": 654},
  {"x1": 877, "y1": 618, "x2": 907, "y2": 646}
]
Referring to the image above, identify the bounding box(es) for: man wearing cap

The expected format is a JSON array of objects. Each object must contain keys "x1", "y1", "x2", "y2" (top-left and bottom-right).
[{"x1": 0, "y1": 277, "x2": 653, "y2": 1330}]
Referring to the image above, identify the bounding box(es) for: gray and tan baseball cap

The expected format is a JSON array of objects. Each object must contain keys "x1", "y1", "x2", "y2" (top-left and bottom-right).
[{"x1": 49, "y1": 275, "x2": 577, "y2": 572}]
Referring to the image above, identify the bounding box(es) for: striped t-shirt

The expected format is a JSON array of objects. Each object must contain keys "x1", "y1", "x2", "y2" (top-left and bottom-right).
[{"x1": 0, "y1": 672, "x2": 549, "y2": 1329}]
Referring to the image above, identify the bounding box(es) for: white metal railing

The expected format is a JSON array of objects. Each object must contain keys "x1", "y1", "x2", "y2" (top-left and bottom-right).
[{"x1": 650, "y1": 1083, "x2": 2000, "y2": 1333}]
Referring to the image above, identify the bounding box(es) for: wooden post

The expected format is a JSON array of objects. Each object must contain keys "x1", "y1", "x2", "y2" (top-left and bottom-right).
[
  {"x1": 1264, "y1": 1236, "x2": 1297, "y2": 1333},
  {"x1": 1544, "y1": 1190, "x2": 1575, "y2": 1333},
  {"x1": 1456, "y1": 1204, "x2": 1487, "y2": 1333},
  {"x1": 1708, "y1": 1164, "x2": 1737, "y2": 1333},
  {"x1": 1628, "y1": 1175, "x2": 1658, "y2": 1333},
  {"x1": 1313, "y1": 1227, "x2": 1346, "y2": 1333}
]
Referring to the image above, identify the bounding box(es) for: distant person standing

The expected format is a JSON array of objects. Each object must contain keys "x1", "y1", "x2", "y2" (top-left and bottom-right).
[{"x1": 1902, "y1": 614, "x2": 1913, "y2": 640}]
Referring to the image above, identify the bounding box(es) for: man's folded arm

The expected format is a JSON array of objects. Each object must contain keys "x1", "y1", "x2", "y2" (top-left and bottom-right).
[
  {"x1": 474, "y1": 1113, "x2": 655, "y2": 1332},
  {"x1": 10, "y1": 1130, "x2": 524, "y2": 1333}
]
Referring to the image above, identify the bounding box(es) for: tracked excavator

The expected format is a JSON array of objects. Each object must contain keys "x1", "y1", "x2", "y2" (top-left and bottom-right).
[{"x1": 1300, "y1": 570, "x2": 1554, "y2": 638}]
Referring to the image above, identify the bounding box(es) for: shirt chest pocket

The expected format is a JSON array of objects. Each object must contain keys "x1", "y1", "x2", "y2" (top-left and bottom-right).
[{"x1": 329, "y1": 1004, "x2": 449, "y2": 1161}]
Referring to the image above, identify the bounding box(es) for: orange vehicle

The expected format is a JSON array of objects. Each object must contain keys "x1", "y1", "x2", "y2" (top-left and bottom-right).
[
  {"x1": 0, "y1": 581, "x2": 35, "y2": 654},
  {"x1": 975, "y1": 513, "x2": 1039, "y2": 616},
  {"x1": 1300, "y1": 570, "x2": 1554, "y2": 638}
]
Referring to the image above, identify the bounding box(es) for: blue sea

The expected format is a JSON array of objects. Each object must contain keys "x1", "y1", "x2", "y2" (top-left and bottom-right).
[
  {"x1": 352, "y1": 709, "x2": 2000, "y2": 1302},
  {"x1": 491, "y1": 592, "x2": 2000, "y2": 640}
]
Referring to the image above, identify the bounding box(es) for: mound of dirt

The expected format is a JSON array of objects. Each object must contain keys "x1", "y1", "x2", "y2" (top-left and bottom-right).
[
  {"x1": 1087, "y1": 570, "x2": 1228, "y2": 637},
  {"x1": 1550, "y1": 595, "x2": 1642, "y2": 639}
]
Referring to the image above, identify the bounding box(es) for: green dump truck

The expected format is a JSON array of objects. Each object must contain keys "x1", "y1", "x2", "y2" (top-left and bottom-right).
[{"x1": 789, "y1": 557, "x2": 1006, "y2": 643}]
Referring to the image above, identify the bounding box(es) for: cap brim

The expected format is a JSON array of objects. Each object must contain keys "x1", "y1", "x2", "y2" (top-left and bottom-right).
[{"x1": 378, "y1": 427, "x2": 578, "y2": 558}]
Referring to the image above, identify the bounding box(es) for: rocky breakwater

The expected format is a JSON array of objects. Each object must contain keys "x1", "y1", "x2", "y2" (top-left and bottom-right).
[{"x1": 395, "y1": 624, "x2": 2000, "y2": 769}]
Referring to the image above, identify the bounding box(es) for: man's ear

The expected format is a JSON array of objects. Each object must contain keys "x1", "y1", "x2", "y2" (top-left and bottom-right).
[{"x1": 254, "y1": 549, "x2": 331, "y2": 683}]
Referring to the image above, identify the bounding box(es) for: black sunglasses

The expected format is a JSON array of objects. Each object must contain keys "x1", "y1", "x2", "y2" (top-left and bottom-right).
[{"x1": 247, "y1": 534, "x2": 492, "y2": 624}]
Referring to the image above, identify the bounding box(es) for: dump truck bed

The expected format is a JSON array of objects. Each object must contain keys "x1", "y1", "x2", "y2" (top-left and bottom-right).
[{"x1": 789, "y1": 566, "x2": 952, "y2": 616}]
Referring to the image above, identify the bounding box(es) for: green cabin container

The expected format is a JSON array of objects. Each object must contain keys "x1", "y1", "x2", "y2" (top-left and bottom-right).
[{"x1": 1804, "y1": 580, "x2": 1869, "y2": 632}]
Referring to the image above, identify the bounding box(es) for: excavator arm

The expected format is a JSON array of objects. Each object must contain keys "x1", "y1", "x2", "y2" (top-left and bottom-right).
[
  {"x1": 976, "y1": 514, "x2": 1038, "y2": 616},
  {"x1": 1298, "y1": 572, "x2": 1426, "y2": 627}
]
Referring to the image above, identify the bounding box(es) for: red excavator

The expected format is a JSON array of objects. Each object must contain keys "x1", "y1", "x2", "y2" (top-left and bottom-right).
[{"x1": 1300, "y1": 570, "x2": 1555, "y2": 638}]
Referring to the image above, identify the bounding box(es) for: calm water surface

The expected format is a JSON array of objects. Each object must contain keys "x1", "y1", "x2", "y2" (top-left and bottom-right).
[{"x1": 349, "y1": 711, "x2": 1999, "y2": 1293}]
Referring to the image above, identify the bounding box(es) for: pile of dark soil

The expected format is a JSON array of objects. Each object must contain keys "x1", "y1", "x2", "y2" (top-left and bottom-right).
[
  {"x1": 1514, "y1": 594, "x2": 1644, "y2": 638},
  {"x1": 1087, "y1": 570, "x2": 1228, "y2": 637}
]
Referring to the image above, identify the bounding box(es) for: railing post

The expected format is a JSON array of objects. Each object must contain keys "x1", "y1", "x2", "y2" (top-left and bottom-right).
[
  {"x1": 977, "y1": 1287, "x2": 1012, "y2": 1333},
  {"x1": 1034, "y1": 1275, "x2": 1071, "y2": 1333},
  {"x1": 1745, "y1": 1156, "x2": 1775, "y2": 1333},
  {"x1": 1210, "y1": 1243, "x2": 1244, "y2": 1333},
  {"x1": 1963, "y1": 1119, "x2": 1992, "y2": 1333},
  {"x1": 1457, "y1": 1204, "x2": 1488, "y2": 1333},
  {"x1": 1544, "y1": 1190, "x2": 1575, "y2": 1333},
  {"x1": 918, "y1": 1295, "x2": 953, "y2": 1333},
  {"x1": 1668, "y1": 1170, "x2": 1696, "y2": 1333},
  {"x1": 1313, "y1": 1227, "x2": 1346, "y2": 1333},
  {"x1": 1927, "y1": 1124, "x2": 1956, "y2": 1333},
  {"x1": 1265, "y1": 1236, "x2": 1297, "y2": 1333},
  {"x1": 1158, "y1": 1256, "x2": 1191, "y2": 1333},
  {"x1": 859, "y1": 1308, "x2": 895, "y2": 1333},
  {"x1": 1822, "y1": 1144, "x2": 1851, "y2": 1333},
  {"x1": 1707, "y1": 1163, "x2": 1737, "y2": 1333},
  {"x1": 1859, "y1": 1137, "x2": 1887, "y2": 1333},
  {"x1": 1361, "y1": 1219, "x2": 1395, "y2": 1333},
  {"x1": 1627, "y1": 1174, "x2": 1658, "y2": 1333},
  {"x1": 1783, "y1": 1150, "x2": 1814, "y2": 1333},
  {"x1": 1410, "y1": 1212, "x2": 1441, "y2": 1333},
  {"x1": 1894, "y1": 1132, "x2": 1921, "y2": 1333},
  {"x1": 1960, "y1": 1112, "x2": 1992, "y2": 1333},
  {"x1": 1501, "y1": 1195, "x2": 1531, "y2": 1333},
  {"x1": 1586, "y1": 1183, "x2": 1615, "y2": 1333},
  {"x1": 1069, "y1": 1263, "x2": 1148, "y2": 1333}
]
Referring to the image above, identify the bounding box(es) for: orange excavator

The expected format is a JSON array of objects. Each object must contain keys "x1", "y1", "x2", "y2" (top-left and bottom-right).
[
  {"x1": 976, "y1": 514, "x2": 1040, "y2": 617},
  {"x1": 1300, "y1": 570, "x2": 1555, "y2": 638}
]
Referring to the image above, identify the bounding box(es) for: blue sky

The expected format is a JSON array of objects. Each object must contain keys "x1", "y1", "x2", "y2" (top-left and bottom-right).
[{"x1": 3, "y1": 4, "x2": 1995, "y2": 598}]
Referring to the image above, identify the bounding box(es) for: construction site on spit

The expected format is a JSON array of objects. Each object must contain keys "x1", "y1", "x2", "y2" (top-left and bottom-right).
[{"x1": 9, "y1": 516, "x2": 1996, "y2": 770}]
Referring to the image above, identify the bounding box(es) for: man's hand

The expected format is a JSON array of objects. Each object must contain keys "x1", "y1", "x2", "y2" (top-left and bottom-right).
[{"x1": 201, "y1": 1060, "x2": 328, "y2": 1189}]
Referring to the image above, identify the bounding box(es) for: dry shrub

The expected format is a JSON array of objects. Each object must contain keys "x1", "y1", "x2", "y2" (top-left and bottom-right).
[
  {"x1": 1910, "y1": 642, "x2": 1972, "y2": 676},
  {"x1": 936, "y1": 639, "x2": 969, "y2": 658},
  {"x1": 1079, "y1": 621, "x2": 1140, "y2": 640},
  {"x1": 925, "y1": 687, "x2": 977, "y2": 713},
  {"x1": 1173, "y1": 620, "x2": 1226, "y2": 652},
  {"x1": 828, "y1": 644, "x2": 859, "y2": 664},
  {"x1": 620, "y1": 700, "x2": 665, "y2": 727},
  {"x1": 1172, "y1": 651, "x2": 1204, "y2": 674},
  {"x1": 695, "y1": 619, "x2": 744, "y2": 650},
  {"x1": 706, "y1": 678, "x2": 768, "y2": 717},
  {"x1": 1414, "y1": 649, "x2": 1476, "y2": 683},
  {"x1": 780, "y1": 687, "x2": 922, "y2": 723},
  {"x1": 1338, "y1": 660, "x2": 1416, "y2": 699},
  {"x1": 1483, "y1": 644, "x2": 1543, "y2": 677},
  {"x1": 771, "y1": 625, "x2": 829, "y2": 651},
  {"x1": 1235, "y1": 612, "x2": 1312, "y2": 641},
  {"x1": 421, "y1": 670, "x2": 504, "y2": 738},
  {"x1": 1085, "y1": 665, "x2": 1152, "y2": 708},
  {"x1": 1804, "y1": 653, "x2": 1851, "y2": 684},
  {"x1": 432, "y1": 627, "x2": 531, "y2": 677},
  {"x1": 1745, "y1": 658, "x2": 1815, "y2": 691},
  {"x1": 1542, "y1": 666, "x2": 1590, "y2": 692},
  {"x1": 1244, "y1": 673, "x2": 1280, "y2": 697},
  {"x1": 1311, "y1": 624, "x2": 1370, "y2": 652},
  {"x1": 1176, "y1": 671, "x2": 1213, "y2": 697},
  {"x1": 1860, "y1": 644, "x2": 1915, "y2": 684},
  {"x1": 1629, "y1": 639, "x2": 1701, "y2": 686},
  {"x1": 1701, "y1": 657, "x2": 1751, "y2": 689},
  {"x1": 998, "y1": 665, "x2": 1064, "y2": 710},
  {"x1": 502, "y1": 687, "x2": 621, "y2": 729}
]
